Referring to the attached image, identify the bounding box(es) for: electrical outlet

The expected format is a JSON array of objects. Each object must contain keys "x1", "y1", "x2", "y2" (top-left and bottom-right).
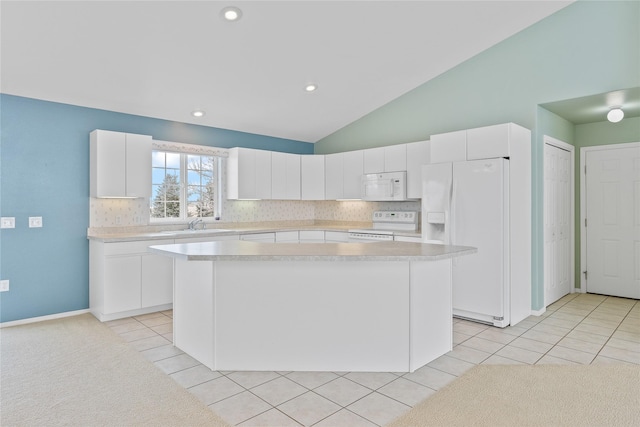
[
  {"x1": 115, "y1": 216, "x2": 122, "y2": 225},
  {"x1": 1, "y1": 217, "x2": 15, "y2": 229},
  {"x1": 0, "y1": 280, "x2": 9, "y2": 292},
  {"x1": 29, "y1": 216, "x2": 43, "y2": 228}
]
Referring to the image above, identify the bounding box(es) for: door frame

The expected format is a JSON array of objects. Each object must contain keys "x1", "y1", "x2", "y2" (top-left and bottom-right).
[
  {"x1": 580, "y1": 141, "x2": 640, "y2": 293},
  {"x1": 544, "y1": 136, "x2": 575, "y2": 302}
]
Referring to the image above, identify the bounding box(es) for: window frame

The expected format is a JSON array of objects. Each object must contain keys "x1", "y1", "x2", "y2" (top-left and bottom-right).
[{"x1": 149, "y1": 141, "x2": 227, "y2": 224}]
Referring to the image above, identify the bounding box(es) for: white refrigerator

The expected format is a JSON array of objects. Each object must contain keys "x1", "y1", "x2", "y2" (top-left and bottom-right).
[{"x1": 422, "y1": 158, "x2": 514, "y2": 327}]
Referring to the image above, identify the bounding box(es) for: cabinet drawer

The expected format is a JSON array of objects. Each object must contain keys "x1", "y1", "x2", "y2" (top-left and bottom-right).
[{"x1": 104, "y1": 239, "x2": 174, "y2": 256}]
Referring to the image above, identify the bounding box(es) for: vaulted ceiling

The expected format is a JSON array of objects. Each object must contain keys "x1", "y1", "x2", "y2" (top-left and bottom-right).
[{"x1": 1, "y1": 1, "x2": 573, "y2": 142}]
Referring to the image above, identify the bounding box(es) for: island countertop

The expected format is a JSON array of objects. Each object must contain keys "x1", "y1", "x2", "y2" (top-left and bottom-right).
[{"x1": 149, "y1": 240, "x2": 476, "y2": 262}]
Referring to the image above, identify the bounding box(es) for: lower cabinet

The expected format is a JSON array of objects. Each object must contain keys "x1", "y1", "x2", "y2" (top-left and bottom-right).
[{"x1": 90, "y1": 239, "x2": 175, "y2": 321}]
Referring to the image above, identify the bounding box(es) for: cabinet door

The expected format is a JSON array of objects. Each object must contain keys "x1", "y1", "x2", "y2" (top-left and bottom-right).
[
  {"x1": 466, "y1": 123, "x2": 510, "y2": 160},
  {"x1": 285, "y1": 153, "x2": 301, "y2": 200},
  {"x1": 363, "y1": 147, "x2": 385, "y2": 173},
  {"x1": 272, "y1": 152, "x2": 301, "y2": 200},
  {"x1": 90, "y1": 130, "x2": 126, "y2": 197},
  {"x1": 406, "y1": 140, "x2": 430, "y2": 199},
  {"x1": 141, "y1": 254, "x2": 173, "y2": 307},
  {"x1": 227, "y1": 148, "x2": 256, "y2": 199},
  {"x1": 255, "y1": 149, "x2": 272, "y2": 199},
  {"x1": 104, "y1": 256, "x2": 141, "y2": 314},
  {"x1": 301, "y1": 155, "x2": 325, "y2": 200},
  {"x1": 384, "y1": 144, "x2": 407, "y2": 172},
  {"x1": 430, "y1": 130, "x2": 467, "y2": 163},
  {"x1": 125, "y1": 133, "x2": 152, "y2": 198},
  {"x1": 324, "y1": 153, "x2": 344, "y2": 200},
  {"x1": 343, "y1": 150, "x2": 364, "y2": 199}
]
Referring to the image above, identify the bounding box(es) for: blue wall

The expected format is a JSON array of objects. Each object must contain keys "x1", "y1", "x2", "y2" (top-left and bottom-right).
[{"x1": 0, "y1": 94, "x2": 313, "y2": 323}]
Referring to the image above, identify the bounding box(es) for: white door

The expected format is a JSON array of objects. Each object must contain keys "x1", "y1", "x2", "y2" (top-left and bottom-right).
[
  {"x1": 585, "y1": 145, "x2": 640, "y2": 299},
  {"x1": 544, "y1": 142, "x2": 572, "y2": 305}
]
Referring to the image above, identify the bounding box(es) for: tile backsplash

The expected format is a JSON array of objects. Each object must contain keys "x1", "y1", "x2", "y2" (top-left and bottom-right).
[{"x1": 90, "y1": 197, "x2": 420, "y2": 228}]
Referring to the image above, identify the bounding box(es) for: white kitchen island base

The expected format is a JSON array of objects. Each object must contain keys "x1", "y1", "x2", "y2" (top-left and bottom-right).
[{"x1": 173, "y1": 258, "x2": 452, "y2": 373}]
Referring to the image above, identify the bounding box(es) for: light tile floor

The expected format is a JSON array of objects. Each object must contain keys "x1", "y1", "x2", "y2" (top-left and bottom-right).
[{"x1": 106, "y1": 293, "x2": 639, "y2": 426}]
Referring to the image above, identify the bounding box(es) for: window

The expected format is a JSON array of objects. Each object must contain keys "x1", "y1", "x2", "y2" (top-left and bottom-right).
[{"x1": 151, "y1": 150, "x2": 222, "y2": 221}]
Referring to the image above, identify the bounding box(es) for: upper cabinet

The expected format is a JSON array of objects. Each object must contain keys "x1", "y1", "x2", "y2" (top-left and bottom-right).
[
  {"x1": 430, "y1": 123, "x2": 529, "y2": 163},
  {"x1": 325, "y1": 150, "x2": 364, "y2": 200},
  {"x1": 271, "y1": 152, "x2": 301, "y2": 200},
  {"x1": 301, "y1": 155, "x2": 325, "y2": 200},
  {"x1": 430, "y1": 130, "x2": 467, "y2": 164},
  {"x1": 363, "y1": 144, "x2": 408, "y2": 174},
  {"x1": 227, "y1": 147, "x2": 272, "y2": 200},
  {"x1": 405, "y1": 140, "x2": 430, "y2": 199},
  {"x1": 90, "y1": 130, "x2": 152, "y2": 198}
]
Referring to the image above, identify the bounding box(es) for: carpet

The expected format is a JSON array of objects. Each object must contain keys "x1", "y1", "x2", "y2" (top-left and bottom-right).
[
  {"x1": 0, "y1": 314, "x2": 230, "y2": 427},
  {"x1": 387, "y1": 363, "x2": 640, "y2": 427}
]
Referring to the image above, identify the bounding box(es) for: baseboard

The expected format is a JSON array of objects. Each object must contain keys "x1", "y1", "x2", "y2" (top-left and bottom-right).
[
  {"x1": 574, "y1": 287, "x2": 586, "y2": 294},
  {"x1": 0, "y1": 309, "x2": 91, "y2": 328},
  {"x1": 530, "y1": 307, "x2": 546, "y2": 316}
]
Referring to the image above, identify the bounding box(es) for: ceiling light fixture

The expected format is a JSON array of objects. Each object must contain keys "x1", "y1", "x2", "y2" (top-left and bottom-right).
[
  {"x1": 191, "y1": 110, "x2": 206, "y2": 118},
  {"x1": 221, "y1": 6, "x2": 242, "y2": 22},
  {"x1": 304, "y1": 83, "x2": 318, "y2": 92},
  {"x1": 607, "y1": 107, "x2": 624, "y2": 123}
]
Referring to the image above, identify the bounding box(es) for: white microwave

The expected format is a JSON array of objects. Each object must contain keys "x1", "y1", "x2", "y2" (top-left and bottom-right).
[{"x1": 361, "y1": 171, "x2": 407, "y2": 201}]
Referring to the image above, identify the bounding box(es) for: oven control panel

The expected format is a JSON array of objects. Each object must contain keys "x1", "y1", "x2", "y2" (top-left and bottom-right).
[{"x1": 372, "y1": 211, "x2": 419, "y2": 232}]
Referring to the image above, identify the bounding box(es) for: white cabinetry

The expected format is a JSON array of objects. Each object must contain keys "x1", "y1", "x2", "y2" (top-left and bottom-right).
[
  {"x1": 227, "y1": 147, "x2": 272, "y2": 200},
  {"x1": 272, "y1": 152, "x2": 301, "y2": 200},
  {"x1": 363, "y1": 144, "x2": 408, "y2": 173},
  {"x1": 406, "y1": 140, "x2": 430, "y2": 199},
  {"x1": 90, "y1": 239, "x2": 174, "y2": 321},
  {"x1": 325, "y1": 151, "x2": 363, "y2": 200},
  {"x1": 240, "y1": 233, "x2": 276, "y2": 242},
  {"x1": 363, "y1": 147, "x2": 386, "y2": 173},
  {"x1": 466, "y1": 123, "x2": 513, "y2": 160},
  {"x1": 301, "y1": 155, "x2": 325, "y2": 200},
  {"x1": 90, "y1": 130, "x2": 152, "y2": 198},
  {"x1": 430, "y1": 123, "x2": 528, "y2": 164},
  {"x1": 384, "y1": 144, "x2": 407, "y2": 172},
  {"x1": 343, "y1": 150, "x2": 364, "y2": 199},
  {"x1": 276, "y1": 231, "x2": 299, "y2": 242},
  {"x1": 430, "y1": 130, "x2": 467, "y2": 164},
  {"x1": 299, "y1": 230, "x2": 324, "y2": 242},
  {"x1": 324, "y1": 231, "x2": 349, "y2": 242},
  {"x1": 324, "y1": 153, "x2": 344, "y2": 200}
]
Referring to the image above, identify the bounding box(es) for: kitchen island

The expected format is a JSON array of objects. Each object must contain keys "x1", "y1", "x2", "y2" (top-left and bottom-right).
[{"x1": 149, "y1": 240, "x2": 476, "y2": 373}]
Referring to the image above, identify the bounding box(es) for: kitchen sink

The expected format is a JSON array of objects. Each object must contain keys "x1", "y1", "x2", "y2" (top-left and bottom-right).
[{"x1": 158, "y1": 229, "x2": 233, "y2": 236}]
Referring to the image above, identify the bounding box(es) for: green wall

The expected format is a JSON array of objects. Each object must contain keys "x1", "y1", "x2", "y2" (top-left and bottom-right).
[{"x1": 314, "y1": 0, "x2": 640, "y2": 311}]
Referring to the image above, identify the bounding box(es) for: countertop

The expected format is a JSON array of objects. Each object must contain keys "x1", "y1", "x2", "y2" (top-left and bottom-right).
[
  {"x1": 148, "y1": 240, "x2": 476, "y2": 262},
  {"x1": 87, "y1": 225, "x2": 422, "y2": 242}
]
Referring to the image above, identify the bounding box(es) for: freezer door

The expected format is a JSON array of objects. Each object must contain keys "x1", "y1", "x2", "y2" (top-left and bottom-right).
[
  {"x1": 451, "y1": 158, "x2": 509, "y2": 324},
  {"x1": 421, "y1": 163, "x2": 452, "y2": 244}
]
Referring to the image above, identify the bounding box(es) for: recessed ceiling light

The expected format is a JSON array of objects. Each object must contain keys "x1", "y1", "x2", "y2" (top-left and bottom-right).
[
  {"x1": 191, "y1": 110, "x2": 206, "y2": 118},
  {"x1": 304, "y1": 83, "x2": 318, "y2": 92},
  {"x1": 221, "y1": 6, "x2": 242, "y2": 21},
  {"x1": 607, "y1": 107, "x2": 624, "y2": 123}
]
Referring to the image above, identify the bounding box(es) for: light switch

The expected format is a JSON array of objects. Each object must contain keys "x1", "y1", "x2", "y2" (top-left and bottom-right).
[
  {"x1": 29, "y1": 216, "x2": 43, "y2": 228},
  {"x1": 1, "y1": 217, "x2": 15, "y2": 229}
]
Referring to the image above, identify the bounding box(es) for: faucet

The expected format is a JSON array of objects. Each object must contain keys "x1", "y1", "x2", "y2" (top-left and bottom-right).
[{"x1": 188, "y1": 218, "x2": 205, "y2": 230}]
